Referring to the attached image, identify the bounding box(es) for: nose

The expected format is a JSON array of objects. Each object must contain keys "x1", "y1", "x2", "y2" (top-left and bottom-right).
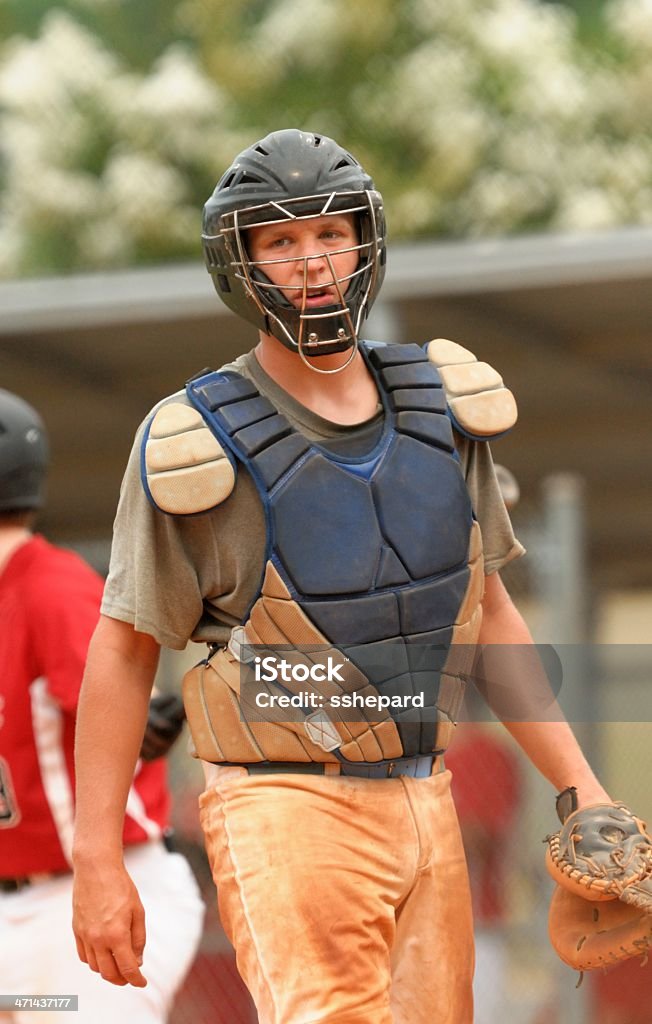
[{"x1": 296, "y1": 249, "x2": 329, "y2": 280}]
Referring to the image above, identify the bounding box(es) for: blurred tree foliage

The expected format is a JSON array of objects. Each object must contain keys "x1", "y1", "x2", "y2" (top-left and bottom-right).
[
  {"x1": 0, "y1": 0, "x2": 651, "y2": 278},
  {"x1": 542, "y1": 0, "x2": 613, "y2": 44},
  {"x1": 0, "y1": 0, "x2": 190, "y2": 67}
]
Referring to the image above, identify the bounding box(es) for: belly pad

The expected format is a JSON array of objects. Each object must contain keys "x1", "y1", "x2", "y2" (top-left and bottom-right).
[{"x1": 177, "y1": 343, "x2": 486, "y2": 765}]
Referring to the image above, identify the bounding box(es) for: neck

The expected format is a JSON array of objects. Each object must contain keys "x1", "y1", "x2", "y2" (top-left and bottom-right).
[
  {"x1": 0, "y1": 525, "x2": 32, "y2": 576},
  {"x1": 255, "y1": 333, "x2": 379, "y2": 425}
]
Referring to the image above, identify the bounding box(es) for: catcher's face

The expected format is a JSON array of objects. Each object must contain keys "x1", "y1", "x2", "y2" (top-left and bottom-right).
[{"x1": 247, "y1": 213, "x2": 360, "y2": 312}]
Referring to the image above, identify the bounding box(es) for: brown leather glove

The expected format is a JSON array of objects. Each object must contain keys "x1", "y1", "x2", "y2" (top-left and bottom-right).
[
  {"x1": 546, "y1": 799, "x2": 652, "y2": 971},
  {"x1": 140, "y1": 694, "x2": 186, "y2": 761}
]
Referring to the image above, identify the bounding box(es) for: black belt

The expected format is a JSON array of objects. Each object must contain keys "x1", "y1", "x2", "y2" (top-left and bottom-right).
[
  {"x1": 239, "y1": 754, "x2": 440, "y2": 779},
  {"x1": 0, "y1": 873, "x2": 60, "y2": 894}
]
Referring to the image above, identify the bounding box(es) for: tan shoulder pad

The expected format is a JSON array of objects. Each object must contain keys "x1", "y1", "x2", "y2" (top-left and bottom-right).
[
  {"x1": 426, "y1": 338, "x2": 517, "y2": 438},
  {"x1": 144, "y1": 401, "x2": 235, "y2": 515}
]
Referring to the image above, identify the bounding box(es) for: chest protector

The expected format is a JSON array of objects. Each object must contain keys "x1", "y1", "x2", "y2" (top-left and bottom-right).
[{"x1": 167, "y1": 342, "x2": 489, "y2": 765}]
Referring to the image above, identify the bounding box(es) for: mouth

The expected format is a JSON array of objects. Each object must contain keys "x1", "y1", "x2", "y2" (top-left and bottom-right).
[{"x1": 290, "y1": 286, "x2": 337, "y2": 309}]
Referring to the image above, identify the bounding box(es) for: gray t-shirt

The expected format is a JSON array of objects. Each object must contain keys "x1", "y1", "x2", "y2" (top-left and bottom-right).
[{"x1": 102, "y1": 349, "x2": 525, "y2": 650}]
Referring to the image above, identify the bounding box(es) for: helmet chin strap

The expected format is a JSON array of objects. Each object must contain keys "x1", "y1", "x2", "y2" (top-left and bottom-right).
[{"x1": 297, "y1": 332, "x2": 358, "y2": 374}]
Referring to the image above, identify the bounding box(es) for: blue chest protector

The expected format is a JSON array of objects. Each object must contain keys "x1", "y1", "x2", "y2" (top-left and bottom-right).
[{"x1": 184, "y1": 342, "x2": 481, "y2": 759}]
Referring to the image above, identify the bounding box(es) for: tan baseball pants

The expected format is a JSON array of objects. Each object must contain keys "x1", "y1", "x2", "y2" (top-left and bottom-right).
[{"x1": 199, "y1": 765, "x2": 474, "y2": 1024}]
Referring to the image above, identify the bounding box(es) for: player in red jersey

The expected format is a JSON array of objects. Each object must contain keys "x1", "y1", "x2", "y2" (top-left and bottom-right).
[{"x1": 0, "y1": 389, "x2": 204, "y2": 1023}]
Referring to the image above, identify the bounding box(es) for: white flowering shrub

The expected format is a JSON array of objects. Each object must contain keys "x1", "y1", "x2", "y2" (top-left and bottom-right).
[
  {"x1": 607, "y1": 0, "x2": 652, "y2": 47},
  {"x1": 180, "y1": 0, "x2": 652, "y2": 237},
  {"x1": 0, "y1": 11, "x2": 234, "y2": 275},
  {"x1": 0, "y1": 0, "x2": 650, "y2": 277},
  {"x1": 360, "y1": 0, "x2": 636, "y2": 236}
]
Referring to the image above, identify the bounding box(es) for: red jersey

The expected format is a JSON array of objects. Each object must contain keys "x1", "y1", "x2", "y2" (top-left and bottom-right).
[{"x1": 0, "y1": 535, "x2": 170, "y2": 876}]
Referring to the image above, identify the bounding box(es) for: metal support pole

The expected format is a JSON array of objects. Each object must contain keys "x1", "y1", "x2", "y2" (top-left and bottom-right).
[
  {"x1": 538, "y1": 473, "x2": 595, "y2": 1024},
  {"x1": 539, "y1": 473, "x2": 597, "y2": 754}
]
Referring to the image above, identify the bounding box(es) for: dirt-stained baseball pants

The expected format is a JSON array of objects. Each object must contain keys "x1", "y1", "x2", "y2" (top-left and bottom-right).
[{"x1": 199, "y1": 764, "x2": 474, "y2": 1024}]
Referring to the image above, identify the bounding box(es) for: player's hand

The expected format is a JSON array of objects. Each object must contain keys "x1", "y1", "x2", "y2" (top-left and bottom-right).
[{"x1": 72, "y1": 860, "x2": 147, "y2": 988}]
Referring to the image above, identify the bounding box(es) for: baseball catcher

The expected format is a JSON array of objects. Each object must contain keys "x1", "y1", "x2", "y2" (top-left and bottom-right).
[
  {"x1": 546, "y1": 786, "x2": 652, "y2": 973},
  {"x1": 72, "y1": 128, "x2": 613, "y2": 1024}
]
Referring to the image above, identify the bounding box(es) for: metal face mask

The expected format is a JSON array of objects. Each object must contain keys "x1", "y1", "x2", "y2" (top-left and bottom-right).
[
  {"x1": 202, "y1": 130, "x2": 387, "y2": 370},
  {"x1": 227, "y1": 192, "x2": 381, "y2": 366}
]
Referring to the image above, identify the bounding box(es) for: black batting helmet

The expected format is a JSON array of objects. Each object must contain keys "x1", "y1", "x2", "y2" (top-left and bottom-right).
[{"x1": 0, "y1": 390, "x2": 49, "y2": 511}]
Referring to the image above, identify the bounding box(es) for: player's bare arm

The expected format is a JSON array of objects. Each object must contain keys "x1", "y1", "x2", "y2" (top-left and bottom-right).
[
  {"x1": 72, "y1": 615, "x2": 160, "y2": 989},
  {"x1": 477, "y1": 572, "x2": 610, "y2": 807}
]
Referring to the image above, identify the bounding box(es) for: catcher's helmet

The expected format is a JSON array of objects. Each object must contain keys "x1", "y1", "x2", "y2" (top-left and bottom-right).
[
  {"x1": 202, "y1": 129, "x2": 386, "y2": 361},
  {"x1": 0, "y1": 390, "x2": 49, "y2": 511}
]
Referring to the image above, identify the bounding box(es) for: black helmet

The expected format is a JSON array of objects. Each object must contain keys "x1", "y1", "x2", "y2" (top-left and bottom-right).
[
  {"x1": 202, "y1": 129, "x2": 386, "y2": 362},
  {"x1": 0, "y1": 390, "x2": 49, "y2": 511}
]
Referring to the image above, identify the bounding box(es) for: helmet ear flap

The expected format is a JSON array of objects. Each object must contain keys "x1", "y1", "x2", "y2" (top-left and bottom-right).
[{"x1": 248, "y1": 263, "x2": 295, "y2": 313}]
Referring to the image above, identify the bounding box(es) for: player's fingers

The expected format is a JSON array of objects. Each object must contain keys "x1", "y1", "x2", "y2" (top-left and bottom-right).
[
  {"x1": 131, "y1": 905, "x2": 147, "y2": 965},
  {"x1": 73, "y1": 933, "x2": 101, "y2": 976},
  {"x1": 86, "y1": 950, "x2": 100, "y2": 974},
  {"x1": 95, "y1": 949, "x2": 129, "y2": 987},
  {"x1": 74, "y1": 933, "x2": 89, "y2": 966},
  {"x1": 110, "y1": 942, "x2": 147, "y2": 988}
]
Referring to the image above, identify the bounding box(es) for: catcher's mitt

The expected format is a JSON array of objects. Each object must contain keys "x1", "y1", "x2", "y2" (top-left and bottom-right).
[
  {"x1": 140, "y1": 693, "x2": 186, "y2": 761},
  {"x1": 546, "y1": 798, "x2": 652, "y2": 971}
]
